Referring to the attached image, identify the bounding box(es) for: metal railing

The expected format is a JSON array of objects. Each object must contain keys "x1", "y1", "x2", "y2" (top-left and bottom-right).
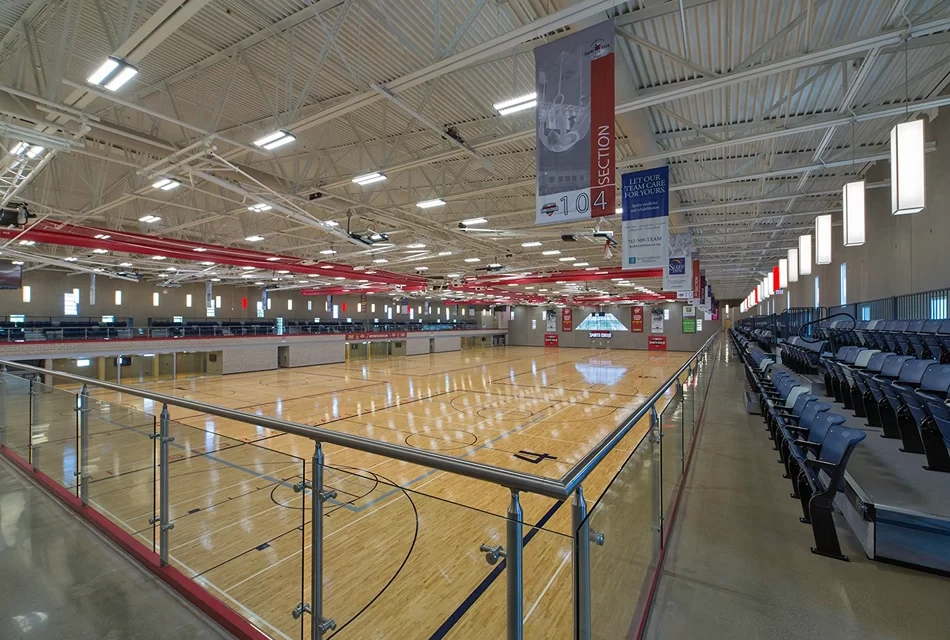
[{"x1": 0, "y1": 330, "x2": 720, "y2": 640}]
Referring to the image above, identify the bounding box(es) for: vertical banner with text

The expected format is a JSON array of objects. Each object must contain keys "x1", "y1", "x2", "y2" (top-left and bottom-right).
[
  {"x1": 682, "y1": 305, "x2": 697, "y2": 334},
  {"x1": 651, "y1": 307, "x2": 665, "y2": 334},
  {"x1": 631, "y1": 306, "x2": 644, "y2": 332},
  {"x1": 664, "y1": 230, "x2": 693, "y2": 293},
  {"x1": 535, "y1": 20, "x2": 615, "y2": 225},
  {"x1": 562, "y1": 308, "x2": 573, "y2": 332},
  {"x1": 692, "y1": 254, "x2": 701, "y2": 300},
  {"x1": 622, "y1": 166, "x2": 669, "y2": 269},
  {"x1": 545, "y1": 310, "x2": 557, "y2": 332}
]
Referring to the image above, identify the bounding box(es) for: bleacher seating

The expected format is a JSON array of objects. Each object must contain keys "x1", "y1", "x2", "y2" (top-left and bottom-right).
[{"x1": 731, "y1": 326, "x2": 868, "y2": 561}]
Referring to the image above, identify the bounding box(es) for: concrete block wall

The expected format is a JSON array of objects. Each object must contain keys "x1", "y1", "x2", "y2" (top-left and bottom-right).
[{"x1": 221, "y1": 347, "x2": 278, "y2": 374}]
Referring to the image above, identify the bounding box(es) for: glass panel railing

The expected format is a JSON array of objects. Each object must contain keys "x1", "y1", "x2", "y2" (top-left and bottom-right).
[
  {"x1": 660, "y1": 384, "x2": 684, "y2": 526},
  {"x1": 586, "y1": 427, "x2": 660, "y2": 639},
  {"x1": 164, "y1": 418, "x2": 306, "y2": 640},
  {"x1": 30, "y1": 380, "x2": 80, "y2": 492},
  {"x1": 0, "y1": 371, "x2": 32, "y2": 460},
  {"x1": 84, "y1": 397, "x2": 158, "y2": 551}
]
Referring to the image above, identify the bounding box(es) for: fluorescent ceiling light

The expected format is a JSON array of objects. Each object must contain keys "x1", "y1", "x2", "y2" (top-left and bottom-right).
[
  {"x1": 253, "y1": 130, "x2": 296, "y2": 150},
  {"x1": 88, "y1": 57, "x2": 137, "y2": 91},
  {"x1": 373, "y1": 259, "x2": 388, "y2": 263},
  {"x1": 615, "y1": 207, "x2": 622, "y2": 214},
  {"x1": 842, "y1": 180, "x2": 866, "y2": 246},
  {"x1": 493, "y1": 92, "x2": 537, "y2": 115},
  {"x1": 25, "y1": 145, "x2": 44, "y2": 159},
  {"x1": 94, "y1": 234, "x2": 110, "y2": 239},
  {"x1": 415, "y1": 267, "x2": 429, "y2": 271},
  {"x1": 464, "y1": 257, "x2": 481, "y2": 263},
  {"x1": 815, "y1": 214, "x2": 832, "y2": 265},
  {"x1": 152, "y1": 178, "x2": 181, "y2": 190},
  {"x1": 10, "y1": 142, "x2": 27, "y2": 155},
  {"x1": 193, "y1": 247, "x2": 207, "y2": 252},
  {"x1": 242, "y1": 266, "x2": 256, "y2": 270},
  {"x1": 585, "y1": 267, "x2": 597, "y2": 271},
  {"x1": 416, "y1": 199, "x2": 445, "y2": 209},
  {"x1": 446, "y1": 273, "x2": 460, "y2": 278},
  {"x1": 248, "y1": 202, "x2": 272, "y2": 212},
  {"x1": 210, "y1": 278, "x2": 221, "y2": 282},
  {"x1": 92, "y1": 248, "x2": 109, "y2": 254},
  {"x1": 352, "y1": 172, "x2": 387, "y2": 185},
  {"x1": 438, "y1": 251, "x2": 453, "y2": 256},
  {"x1": 891, "y1": 119, "x2": 925, "y2": 215},
  {"x1": 138, "y1": 215, "x2": 161, "y2": 223},
  {"x1": 406, "y1": 243, "x2": 426, "y2": 249},
  {"x1": 521, "y1": 241, "x2": 542, "y2": 247},
  {"x1": 118, "y1": 262, "x2": 132, "y2": 267},
  {"x1": 558, "y1": 257, "x2": 576, "y2": 262},
  {"x1": 320, "y1": 249, "x2": 337, "y2": 255},
  {"x1": 64, "y1": 257, "x2": 78, "y2": 262},
  {"x1": 245, "y1": 235, "x2": 265, "y2": 242},
  {"x1": 266, "y1": 257, "x2": 280, "y2": 261},
  {"x1": 324, "y1": 220, "x2": 339, "y2": 227},
  {"x1": 542, "y1": 250, "x2": 561, "y2": 256},
  {"x1": 460, "y1": 217, "x2": 488, "y2": 226},
  {"x1": 200, "y1": 261, "x2": 215, "y2": 266},
  {"x1": 574, "y1": 262, "x2": 589, "y2": 267},
  {"x1": 18, "y1": 240, "x2": 34, "y2": 246},
  {"x1": 488, "y1": 263, "x2": 502, "y2": 268},
  {"x1": 152, "y1": 255, "x2": 167, "y2": 261},
  {"x1": 276, "y1": 270, "x2": 290, "y2": 274}
]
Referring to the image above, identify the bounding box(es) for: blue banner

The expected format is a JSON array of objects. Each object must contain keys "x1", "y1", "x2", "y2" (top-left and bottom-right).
[{"x1": 621, "y1": 166, "x2": 669, "y2": 270}]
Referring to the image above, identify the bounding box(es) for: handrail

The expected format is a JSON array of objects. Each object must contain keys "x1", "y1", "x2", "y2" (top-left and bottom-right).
[
  {"x1": 560, "y1": 330, "x2": 720, "y2": 494},
  {"x1": 0, "y1": 359, "x2": 564, "y2": 499},
  {"x1": 0, "y1": 331, "x2": 720, "y2": 501}
]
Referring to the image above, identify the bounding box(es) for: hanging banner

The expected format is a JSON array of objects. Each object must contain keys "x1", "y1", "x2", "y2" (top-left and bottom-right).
[
  {"x1": 545, "y1": 310, "x2": 557, "y2": 332},
  {"x1": 89, "y1": 273, "x2": 96, "y2": 306},
  {"x1": 648, "y1": 336, "x2": 667, "y2": 351},
  {"x1": 699, "y1": 275, "x2": 707, "y2": 305},
  {"x1": 535, "y1": 20, "x2": 615, "y2": 225},
  {"x1": 562, "y1": 308, "x2": 573, "y2": 332},
  {"x1": 664, "y1": 230, "x2": 692, "y2": 292},
  {"x1": 631, "y1": 306, "x2": 644, "y2": 332},
  {"x1": 651, "y1": 307, "x2": 664, "y2": 334},
  {"x1": 682, "y1": 304, "x2": 697, "y2": 334},
  {"x1": 692, "y1": 255, "x2": 701, "y2": 300},
  {"x1": 621, "y1": 166, "x2": 669, "y2": 270}
]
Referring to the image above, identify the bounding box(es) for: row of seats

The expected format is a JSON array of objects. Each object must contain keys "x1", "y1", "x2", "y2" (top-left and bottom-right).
[
  {"x1": 819, "y1": 319, "x2": 950, "y2": 362},
  {"x1": 732, "y1": 329, "x2": 867, "y2": 562},
  {"x1": 820, "y1": 346, "x2": 950, "y2": 472}
]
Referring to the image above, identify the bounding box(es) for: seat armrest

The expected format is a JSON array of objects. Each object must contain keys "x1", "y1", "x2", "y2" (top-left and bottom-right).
[{"x1": 804, "y1": 458, "x2": 836, "y2": 471}]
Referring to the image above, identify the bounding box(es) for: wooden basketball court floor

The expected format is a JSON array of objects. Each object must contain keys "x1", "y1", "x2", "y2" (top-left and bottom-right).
[{"x1": 22, "y1": 345, "x2": 692, "y2": 639}]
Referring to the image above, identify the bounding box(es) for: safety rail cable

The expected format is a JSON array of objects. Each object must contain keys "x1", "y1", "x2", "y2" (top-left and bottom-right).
[{"x1": 0, "y1": 331, "x2": 719, "y2": 501}]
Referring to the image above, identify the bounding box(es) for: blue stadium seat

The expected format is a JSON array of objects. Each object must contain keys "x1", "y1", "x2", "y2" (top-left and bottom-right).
[
  {"x1": 885, "y1": 359, "x2": 935, "y2": 454},
  {"x1": 910, "y1": 365, "x2": 950, "y2": 472},
  {"x1": 852, "y1": 352, "x2": 891, "y2": 427},
  {"x1": 797, "y1": 424, "x2": 867, "y2": 561},
  {"x1": 869, "y1": 355, "x2": 916, "y2": 440},
  {"x1": 918, "y1": 320, "x2": 945, "y2": 361}
]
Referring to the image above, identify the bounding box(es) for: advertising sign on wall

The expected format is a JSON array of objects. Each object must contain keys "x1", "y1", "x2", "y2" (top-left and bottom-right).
[
  {"x1": 631, "y1": 306, "x2": 644, "y2": 332},
  {"x1": 648, "y1": 336, "x2": 667, "y2": 351},
  {"x1": 651, "y1": 307, "x2": 664, "y2": 334},
  {"x1": 535, "y1": 20, "x2": 615, "y2": 225},
  {"x1": 544, "y1": 333, "x2": 560, "y2": 347},
  {"x1": 622, "y1": 166, "x2": 669, "y2": 270},
  {"x1": 562, "y1": 308, "x2": 573, "y2": 332}
]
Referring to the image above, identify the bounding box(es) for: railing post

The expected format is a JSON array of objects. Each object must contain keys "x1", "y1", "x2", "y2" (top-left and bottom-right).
[
  {"x1": 507, "y1": 490, "x2": 524, "y2": 640},
  {"x1": 117, "y1": 356, "x2": 122, "y2": 385},
  {"x1": 311, "y1": 441, "x2": 336, "y2": 638},
  {"x1": 652, "y1": 405, "x2": 663, "y2": 546},
  {"x1": 79, "y1": 384, "x2": 90, "y2": 504},
  {"x1": 158, "y1": 404, "x2": 174, "y2": 566},
  {"x1": 573, "y1": 487, "x2": 591, "y2": 640},
  {"x1": 0, "y1": 365, "x2": 6, "y2": 446},
  {"x1": 28, "y1": 377, "x2": 36, "y2": 468},
  {"x1": 677, "y1": 380, "x2": 685, "y2": 474}
]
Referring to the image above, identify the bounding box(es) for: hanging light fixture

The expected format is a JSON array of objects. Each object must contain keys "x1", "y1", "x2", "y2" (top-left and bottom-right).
[
  {"x1": 788, "y1": 248, "x2": 799, "y2": 283},
  {"x1": 799, "y1": 234, "x2": 813, "y2": 275},
  {"x1": 815, "y1": 215, "x2": 832, "y2": 265},
  {"x1": 890, "y1": 119, "x2": 926, "y2": 215},
  {"x1": 842, "y1": 180, "x2": 866, "y2": 246},
  {"x1": 779, "y1": 259, "x2": 789, "y2": 289}
]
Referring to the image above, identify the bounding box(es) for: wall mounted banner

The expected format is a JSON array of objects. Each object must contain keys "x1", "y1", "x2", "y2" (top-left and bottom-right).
[
  {"x1": 89, "y1": 273, "x2": 96, "y2": 306},
  {"x1": 631, "y1": 306, "x2": 644, "y2": 332},
  {"x1": 664, "y1": 230, "x2": 692, "y2": 292},
  {"x1": 682, "y1": 304, "x2": 697, "y2": 334},
  {"x1": 544, "y1": 333, "x2": 560, "y2": 346},
  {"x1": 651, "y1": 307, "x2": 664, "y2": 334},
  {"x1": 648, "y1": 336, "x2": 667, "y2": 351},
  {"x1": 545, "y1": 310, "x2": 557, "y2": 332},
  {"x1": 622, "y1": 166, "x2": 669, "y2": 269},
  {"x1": 535, "y1": 19, "x2": 615, "y2": 225},
  {"x1": 562, "y1": 308, "x2": 573, "y2": 332}
]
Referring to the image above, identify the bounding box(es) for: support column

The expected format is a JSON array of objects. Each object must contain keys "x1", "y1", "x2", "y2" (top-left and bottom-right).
[
  {"x1": 79, "y1": 384, "x2": 90, "y2": 504},
  {"x1": 97, "y1": 357, "x2": 106, "y2": 381},
  {"x1": 172, "y1": 352, "x2": 177, "y2": 381},
  {"x1": 507, "y1": 490, "x2": 524, "y2": 640},
  {"x1": 117, "y1": 356, "x2": 122, "y2": 385}
]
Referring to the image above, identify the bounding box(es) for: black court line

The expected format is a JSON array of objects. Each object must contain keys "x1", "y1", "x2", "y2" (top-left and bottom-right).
[{"x1": 426, "y1": 499, "x2": 566, "y2": 640}]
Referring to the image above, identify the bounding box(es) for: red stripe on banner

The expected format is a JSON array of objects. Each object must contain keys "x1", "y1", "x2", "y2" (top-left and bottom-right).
[{"x1": 589, "y1": 52, "x2": 615, "y2": 218}]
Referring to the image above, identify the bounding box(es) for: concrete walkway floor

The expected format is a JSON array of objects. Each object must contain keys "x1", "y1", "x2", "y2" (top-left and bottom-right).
[
  {"x1": 645, "y1": 340, "x2": 950, "y2": 640},
  {"x1": 0, "y1": 456, "x2": 232, "y2": 640}
]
